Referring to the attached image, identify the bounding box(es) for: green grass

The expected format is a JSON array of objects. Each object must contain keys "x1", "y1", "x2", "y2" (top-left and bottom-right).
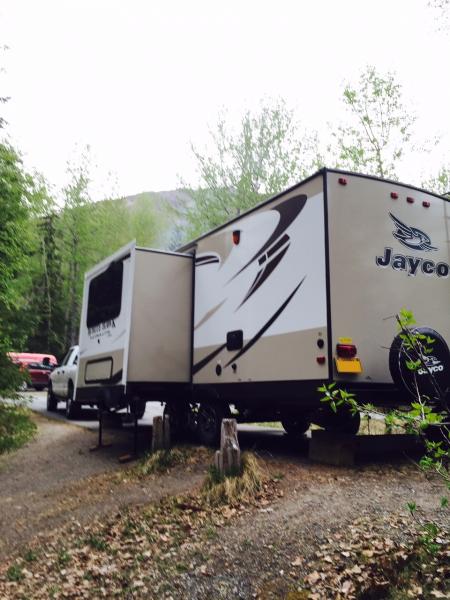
[
  {"x1": 0, "y1": 402, "x2": 36, "y2": 454},
  {"x1": 202, "y1": 452, "x2": 265, "y2": 506}
]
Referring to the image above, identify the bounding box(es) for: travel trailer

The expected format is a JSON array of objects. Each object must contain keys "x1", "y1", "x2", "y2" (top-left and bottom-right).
[{"x1": 76, "y1": 169, "x2": 450, "y2": 444}]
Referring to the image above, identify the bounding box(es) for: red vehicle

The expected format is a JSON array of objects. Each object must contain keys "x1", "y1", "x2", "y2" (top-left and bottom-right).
[{"x1": 8, "y1": 352, "x2": 58, "y2": 391}]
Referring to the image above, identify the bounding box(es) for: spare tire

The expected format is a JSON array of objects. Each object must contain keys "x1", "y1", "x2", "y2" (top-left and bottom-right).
[{"x1": 389, "y1": 327, "x2": 450, "y2": 403}]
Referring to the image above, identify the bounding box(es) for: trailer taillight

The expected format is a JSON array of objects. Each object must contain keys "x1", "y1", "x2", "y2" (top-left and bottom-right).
[
  {"x1": 422, "y1": 201, "x2": 430, "y2": 208},
  {"x1": 316, "y1": 356, "x2": 326, "y2": 365},
  {"x1": 406, "y1": 196, "x2": 415, "y2": 204},
  {"x1": 338, "y1": 177, "x2": 347, "y2": 186},
  {"x1": 390, "y1": 192, "x2": 398, "y2": 199},
  {"x1": 232, "y1": 230, "x2": 241, "y2": 245},
  {"x1": 336, "y1": 344, "x2": 357, "y2": 359}
]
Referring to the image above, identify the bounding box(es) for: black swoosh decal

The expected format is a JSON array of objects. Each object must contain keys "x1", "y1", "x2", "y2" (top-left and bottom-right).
[
  {"x1": 192, "y1": 343, "x2": 226, "y2": 375},
  {"x1": 224, "y1": 276, "x2": 306, "y2": 367},
  {"x1": 238, "y1": 244, "x2": 289, "y2": 308},
  {"x1": 229, "y1": 194, "x2": 307, "y2": 282}
]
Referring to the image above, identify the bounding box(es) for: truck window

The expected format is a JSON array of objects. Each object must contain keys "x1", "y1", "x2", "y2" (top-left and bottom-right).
[{"x1": 87, "y1": 261, "x2": 123, "y2": 328}]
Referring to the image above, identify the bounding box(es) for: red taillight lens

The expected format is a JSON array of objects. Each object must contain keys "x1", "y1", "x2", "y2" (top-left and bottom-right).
[
  {"x1": 338, "y1": 177, "x2": 347, "y2": 186},
  {"x1": 390, "y1": 192, "x2": 398, "y2": 199},
  {"x1": 336, "y1": 344, "x2": 357, "y2": 359},
  {"x1": 316, "y1": 356, "x2": 326, "y2": 365},
  {"x1": 422, "y1": 201, "x2": 430, "y2": 208},
  {"x1": 406, "y1": 196, "x2": 415, "y2": 204},
  {"x1": 232, "y1": 230, "x2": 240, "y2": 245}
]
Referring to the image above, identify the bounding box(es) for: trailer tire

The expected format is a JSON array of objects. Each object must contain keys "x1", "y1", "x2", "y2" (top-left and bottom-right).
[
  {"x1": 197, "y1": 400, "x2": 231, "y2": 446},
  {"x1": 315, "y1": 406, "x2": 361, "y2": 435},
  {"x1": 281, "y1": 417, "x2": 310, "y2": 437},
  {"x1": 130, "y1": 400, "x2": 146, "y2": 420},
  {"x1": 164, "y1": 402, "x2": 190, "y2": 441},
  {"x1": 389, "y1": 327, "x2": 450, "y2": 404}
]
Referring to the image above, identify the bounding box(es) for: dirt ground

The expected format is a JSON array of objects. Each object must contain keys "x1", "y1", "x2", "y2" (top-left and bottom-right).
[
  {"x1": 0, "y1": 412, "x2": 448, "y2": 599},
  {"x1": 0, "y1": 413, "x2": 208, "y2": 559}
]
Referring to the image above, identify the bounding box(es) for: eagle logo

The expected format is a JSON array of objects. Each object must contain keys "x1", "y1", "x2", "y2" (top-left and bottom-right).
[{"x1": 389, "y1": 213, "x2": 437, "y2": 252}]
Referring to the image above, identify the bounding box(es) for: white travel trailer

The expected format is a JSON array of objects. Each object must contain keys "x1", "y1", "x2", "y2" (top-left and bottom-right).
[{"x1": 76, "y1": 169, "x2": 450, "y2": 444}]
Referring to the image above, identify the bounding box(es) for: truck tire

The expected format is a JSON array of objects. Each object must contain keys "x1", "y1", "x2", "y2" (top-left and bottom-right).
[
  {"x1": 66, "y1": 384, "x2": 80, "y2": 419},
  {"x1": 389, "y1": 327, "x2": 450, "y2": 404},
  {"x1": 281, "y1": 417, "x2": 310, "y2": 437},
  {"x1": 197, "y1": 400, "x2": 231, "y2": 446},
  {"x1": 46, "y1": 385, "x2": 58, "y2": 411}
]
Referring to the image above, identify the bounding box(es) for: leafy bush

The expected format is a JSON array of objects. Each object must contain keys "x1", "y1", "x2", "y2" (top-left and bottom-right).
[{"x1": 0, "y1": 402, "x2": 36, "y2": 454}]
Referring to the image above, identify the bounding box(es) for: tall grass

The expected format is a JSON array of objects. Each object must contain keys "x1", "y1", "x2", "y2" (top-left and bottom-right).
[{"x1": 202, "y1": 452, "x2": 264, "y2": 506}]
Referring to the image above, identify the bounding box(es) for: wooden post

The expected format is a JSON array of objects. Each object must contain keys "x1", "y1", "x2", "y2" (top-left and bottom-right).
[
  {"x1": 215, "y1": 418, "x2": 241, "y2": 476},
  {"x1": 152, "y1": 415, "x2": 171, "y2": 452},
  {"x1": 152, "y1": 416, "x2": 164, "y2": 452}
]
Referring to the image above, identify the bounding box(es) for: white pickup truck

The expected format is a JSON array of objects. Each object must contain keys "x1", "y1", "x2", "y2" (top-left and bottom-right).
[{"x1": 47, "y1": 345, "x2": 80, "y2": 418}]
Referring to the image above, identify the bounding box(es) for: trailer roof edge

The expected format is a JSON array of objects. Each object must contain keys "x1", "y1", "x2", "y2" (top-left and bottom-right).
[{"x1": 177, "y1": 168, "x2": 448, "y2": 252}]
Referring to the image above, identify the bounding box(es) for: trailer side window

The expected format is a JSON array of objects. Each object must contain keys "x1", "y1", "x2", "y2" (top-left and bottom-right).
[{"x1": 87, "y1": 261, "x2": 123, "y2": 328}]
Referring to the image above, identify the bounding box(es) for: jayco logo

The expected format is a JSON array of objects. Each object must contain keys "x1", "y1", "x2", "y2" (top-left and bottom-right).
[
  {"x1": 375, "y1": 213, "x2": 449, "y2": 278},
  {"x1": 417, "y1": 355, "x2": 444, "y2": 376}
]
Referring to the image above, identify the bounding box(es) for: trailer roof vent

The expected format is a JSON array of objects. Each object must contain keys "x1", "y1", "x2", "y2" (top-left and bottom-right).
[
  {"x1": 338, "y1": 177, "x2": 347, "y2": 186},
  {"x1": 390, "y1": 192, "x2": 399, "y2": 199},
  {"x1": 422, "y1": 201, "x2": 430, "y2": 208},
  {"x1": 406, "y1": 196, "x2": 415, "y2": 204}
]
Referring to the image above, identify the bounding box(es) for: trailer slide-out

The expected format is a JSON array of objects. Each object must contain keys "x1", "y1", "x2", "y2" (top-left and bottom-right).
[{"x1": 76, "y1": 169, "x2": 450, "y2": 443}]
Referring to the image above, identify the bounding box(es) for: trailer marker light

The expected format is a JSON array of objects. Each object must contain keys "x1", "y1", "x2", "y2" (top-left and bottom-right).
[
  {"x1": 390, "y1": 192, "x2": 398, "y2": 199},
  {"x1": 406, "y1": 196, "x2": 415, "y2": 204},
  {"x1": 316, "y1": 356, "x2": 326, "y2": 365},
  {"x1": 338, "y1": 177, "x2": 347, "y2": 186},
  {"x1": 317, "y1": 338, "x2": 324, "y2": 349},
  {"x1": 336, "y1": 344, "x2": 357, "y2": 359},
  {"x1": 422, "y1": 201, "x2": 430, "y2": 208},
  {"x1": 232, "y1": 230, "x2": 241, "y2": 245}
]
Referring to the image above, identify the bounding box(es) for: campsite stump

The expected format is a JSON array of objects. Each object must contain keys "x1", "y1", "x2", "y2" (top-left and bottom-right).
[
  {"x1": 152, "y1": 415, "x2": 171, "y2": 452},
  {"x1": 214, "y1": 418, "x2": 241, "y2": 476}
]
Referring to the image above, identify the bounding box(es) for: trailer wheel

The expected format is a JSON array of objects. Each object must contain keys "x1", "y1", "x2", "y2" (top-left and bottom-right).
[
  {"x1": 164, "y1": 402, "x2": 190, "y2": 441},
  {"x1": 389, "y1": 327, "x2": 450, "y2": 404},
  {"x1": 281, "y1": 417, "x2": 310, "y2": 437},
  {"x1": 315, "y1": 406, "x2": 361, "y2": 435},
  {"x1": 130, "y1": 399, "x2": 146, "y2": 420},
  {"x1": 197, "y1": 400, "x2": 231, "y2": 446}
]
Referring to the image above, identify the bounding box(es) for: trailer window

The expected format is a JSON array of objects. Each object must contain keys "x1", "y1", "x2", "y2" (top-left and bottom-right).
[{"x1": 87, "y1": 261, "x2": 123, "y2": 328}]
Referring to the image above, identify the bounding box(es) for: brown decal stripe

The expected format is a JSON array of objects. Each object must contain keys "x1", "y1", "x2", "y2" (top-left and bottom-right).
[
  {"x1": 192, "y1": 343, "x2": 227, "y2": 375},
  {"x1": 225, "y1": 276, "x2": 306, "y2": 367}
]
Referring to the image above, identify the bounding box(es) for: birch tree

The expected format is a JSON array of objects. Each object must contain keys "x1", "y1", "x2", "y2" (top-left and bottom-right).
[{"x1": 332, "y1": 66, "x2": 415, "y2": 179}]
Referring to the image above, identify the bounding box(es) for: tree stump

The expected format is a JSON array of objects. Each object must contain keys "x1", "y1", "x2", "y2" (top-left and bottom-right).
[
  {"x1": 214, "y1": 418, "x2": 241, "y2": 476},
  {"x1": 152, "y1": 415, "x2": 171, "y2": 452}
]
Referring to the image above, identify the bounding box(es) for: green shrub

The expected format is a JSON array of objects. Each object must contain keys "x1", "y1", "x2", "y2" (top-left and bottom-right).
[{"x1": 0, "y1": 402, "x2": 36, "y2": 454}]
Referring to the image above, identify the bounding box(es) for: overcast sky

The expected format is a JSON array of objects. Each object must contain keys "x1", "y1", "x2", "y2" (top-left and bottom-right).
[{"x1": 0, "y1": 0, "x2": 449, "y2": 198}]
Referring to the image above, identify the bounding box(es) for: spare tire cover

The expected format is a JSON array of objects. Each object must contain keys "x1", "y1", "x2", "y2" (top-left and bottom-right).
[{"x1": 389, "y1": 327, "x2": 450, "y2": 402}]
